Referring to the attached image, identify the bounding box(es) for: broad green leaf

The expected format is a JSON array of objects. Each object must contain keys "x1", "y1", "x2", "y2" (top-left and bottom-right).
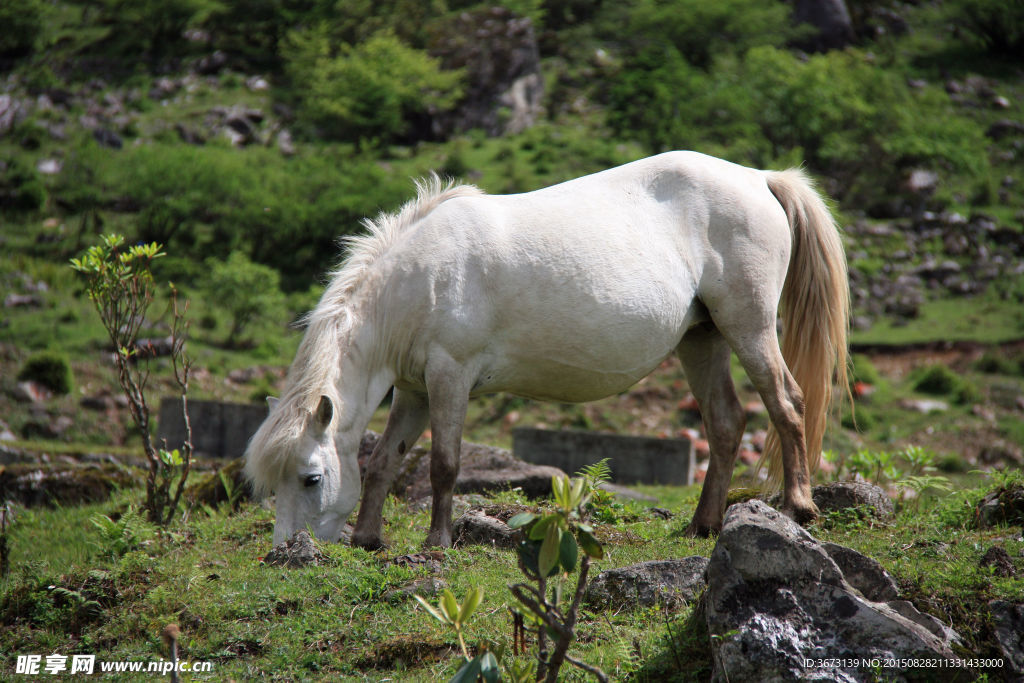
[
  {"x1": 578, "y1": 527, "x2": 604, "y2": 560},
  {"x1": 507, "y1": 512, "x2": 536, "y2": 529},
  {"x1": 479, "y1": 652, "x2": 501, "y2": 683},
  {"x1": 458, "y1": 586, "x2": 484, "y2": 624},
  {"x1": 570, "y1": 477, "x2": 585, "y2": 506},
  {"x1": 559, "y1": 526, "x2": 578, "y2": 572},
  {"x1": 528, "y1": 515, "x2": 556, "y2": 541},
  {"x1": 413, "y1": 594, "x2": 448, "y2": 624},
  {"x1": 538, "y1": 523, "x2": 561, "y2": 578},
  {"x1": 440, "y1": 588, "x2": 459, "y2": 623},
  {"x1": 450, "y1": 656, "x2": 482, "y2": 683}
]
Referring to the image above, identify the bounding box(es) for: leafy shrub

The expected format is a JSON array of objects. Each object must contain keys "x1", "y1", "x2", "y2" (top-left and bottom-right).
[
  {"x1": 911, "y1": 364, "x2": 978, "y2": 404},
  {"x1": 94, "y1": 0, "x2": 221, "y2": 67},
  {"x1": 282, "y1": 27, "x2": 462, "y2": 143},
  {"x1": 948, "y1": 0, "x2": 1024, "y2": 59},
  {"x1": 0, "y1": 159, "x2": 46, "y2": 212},
  {"x1": 0, "y1": 0, "x2": 45, "y2": 59},
  {"x1": 17, "y1": 351, "x2": 73, "y2": 395},
  {"x1": 202, "y1": 252, "x2": 288, "y2": 348}
]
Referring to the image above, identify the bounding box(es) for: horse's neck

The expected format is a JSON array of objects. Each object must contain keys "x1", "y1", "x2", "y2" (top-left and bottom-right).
[{"x1": 332, "y1": 316, "x2": 395, "y2": 436}]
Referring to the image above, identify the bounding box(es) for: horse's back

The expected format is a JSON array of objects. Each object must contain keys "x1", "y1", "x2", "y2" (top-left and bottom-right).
[{"x1": 379, "y1": 152, "x2": 790, "y2": 401}]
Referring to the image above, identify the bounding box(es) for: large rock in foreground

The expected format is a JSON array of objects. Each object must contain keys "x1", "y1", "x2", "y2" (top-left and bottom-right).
[{"x1": 705, "y1": 500, "x2": 969, "y2": 682}]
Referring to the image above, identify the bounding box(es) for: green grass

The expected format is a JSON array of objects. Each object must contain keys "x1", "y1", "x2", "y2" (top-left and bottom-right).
[
  {"x1": 852, "y1": 296, "x2": 1024, "y2": 346},
  {"x1": 1, "y1": 469, "x2": 1021, "y2": 680}
]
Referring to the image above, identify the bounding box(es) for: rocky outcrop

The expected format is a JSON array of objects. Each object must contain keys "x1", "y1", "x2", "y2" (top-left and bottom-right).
[
  {"x1": 704, "y1": 500, "x2": 968, "y2": 682},
  {"x1": 0, "y1": 462, "x2": 142, "y2": 507},
  {"x1": 428, "y1": 7, "x2": 543, "y2": 137},
  {"x1": 989, "y1": 600, "x2": 1024, "y2": 676}
]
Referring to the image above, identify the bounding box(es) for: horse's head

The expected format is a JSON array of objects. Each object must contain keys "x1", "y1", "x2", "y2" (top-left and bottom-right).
[{"x1": 245, "y1": 394, "x2": 362, "y2": 545}]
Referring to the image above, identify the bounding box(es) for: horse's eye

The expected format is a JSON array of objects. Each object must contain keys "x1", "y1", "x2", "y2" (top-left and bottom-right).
[{"x1": 303, "y1": 474, "x2": 322, "y2": 488}]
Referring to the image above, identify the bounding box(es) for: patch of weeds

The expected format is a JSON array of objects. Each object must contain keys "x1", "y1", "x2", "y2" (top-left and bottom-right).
[
  {"x1": 631, "y1": 602, "x2": 712, "y2": 683},
  {"x1": 910, "y1": 364, "x2": 979, "y2": 404}
]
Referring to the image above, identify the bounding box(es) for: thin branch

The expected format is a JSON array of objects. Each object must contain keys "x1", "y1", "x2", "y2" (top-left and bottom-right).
[{"x1": 565, "y1": 655, "x2": 610, "y2": 683}]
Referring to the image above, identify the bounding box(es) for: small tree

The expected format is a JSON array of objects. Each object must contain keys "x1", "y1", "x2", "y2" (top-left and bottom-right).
[
  {"x1": 203, "y1": 252, "x2": 287, "y2": 349},
  {"x1": 71, "y1": 234, "x2": 193, "y2": 525},
  {"x1": 507, "y1": 469, "x2": 609, "y2": 683}
]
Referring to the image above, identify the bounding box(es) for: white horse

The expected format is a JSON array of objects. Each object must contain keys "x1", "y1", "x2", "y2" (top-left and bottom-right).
[{"x1": 244, "y1": 151, "x2": 850, "y2": 547}]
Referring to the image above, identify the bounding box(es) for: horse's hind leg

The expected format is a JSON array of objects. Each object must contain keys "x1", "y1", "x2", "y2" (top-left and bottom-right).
[
  {"x1": 677, "y1": 322, "x2": 747, "y2": 536},
  {"x1": 352, "y1": 389, "x2": 429, "y2": 550},
  {"x1": 727, "y1": 325, "x2": 816, "y2": 524}
]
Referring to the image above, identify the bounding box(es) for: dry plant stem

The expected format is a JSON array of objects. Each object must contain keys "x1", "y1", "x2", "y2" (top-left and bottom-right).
[
  {"x1": 164, "y1": 289, "x2": 193, "y2": 525},
  {"x1": 543, "y1": 556, "x2": 592, "y2": 683}
]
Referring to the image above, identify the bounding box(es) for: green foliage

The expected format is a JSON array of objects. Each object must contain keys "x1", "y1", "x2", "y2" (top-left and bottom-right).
[
  {"x1": 0, "y1": 0, "x2": 45, "y2": 59},
  {"x1": 283, "y1": 27, "x2": 462, "y2": 143},
  {"x1": 95, "y1": 0, "x2": 224, "y2": 67},
  {"x1": 17, "y1": 350, "x2": 73, "y2": 395},
  {"x1": 615, "y1": 0, "x2": 799, "y2": 70},
  {"x1": 0, "y1": 158, "x2": 46, "y2": 212},
  {"x1": 948, "y1": 0, "x2": 1024, "y2": 58},
  {"x1": 89, "y1": 508, "x2": 154, "y2": 559},
  {"x1": 202, "y1": 252, "x2": 287, "y2": 348},
  {"x1": 911, "y1": 364, "x2": 978, "y2": 404}
]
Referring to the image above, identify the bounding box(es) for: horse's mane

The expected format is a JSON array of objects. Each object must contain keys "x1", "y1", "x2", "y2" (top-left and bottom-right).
[{"x1": 244, "y1": 174, "x2": 483, "y2": 494}]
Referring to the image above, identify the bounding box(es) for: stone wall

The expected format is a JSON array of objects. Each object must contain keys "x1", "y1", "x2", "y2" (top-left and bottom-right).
[{"x1": 157, "y1": 398, "x2": 266, "y2": 459}]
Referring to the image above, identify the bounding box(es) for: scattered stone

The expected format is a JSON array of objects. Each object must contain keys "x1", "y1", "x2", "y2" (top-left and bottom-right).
[
  {"x1": 276, "y1": 129, "x2": 295, "y2": 156},
  {"x1": 585, "y1": 557, "x2": 708, "y2": 611},
  {"x1": 385, "y1": 576, "x2": 448, "y2": 603},
  {"x1": 989, "y1": 600, "x2": 1024, "y2": 676},
  {"x1": 36, "y1": 159, "x2": 62, "y2": 175},
  {"x1": 246, "y1": 76, "x2": 269, "y2": 92},
  {"x1": 194, "y1": 50, "x2": 228, "y2": 75},
  {"x1": 704, "y1": 500, "x2": 965, "y2": 682},
  {"x1": 385, "y1": 551, "x2": 446, "y2": 573},
  {"x1": 11, "y1": 380, "x2": 52, "y2": 404},
  {"x1": 4, "y1": 293, "x2": 43, "y2": 308},
  {"x1": 980, "y1": 545, "x2": 1017, "y2": 578},
  {"x1": 974, "y1": 482, "x2": 1024, "y2": 528},
  {"x1": 791, "y1": 0, "x2": 855, "y2": 51},
  {"x1": 900, "y1": 398, "x2": 949, "y2": 413},
  {"x1": 812, "y1": 480, "x2": 895, "y2": 519},
  {"x1": 453, "y1": 508, "x2": 518, "y2": 549},
  {"x1": 92, "y1": 127, "x2": 123, "y2": 149},
  {"x1": 262, "y1": 529, "x2": 325, "y2": 568}
]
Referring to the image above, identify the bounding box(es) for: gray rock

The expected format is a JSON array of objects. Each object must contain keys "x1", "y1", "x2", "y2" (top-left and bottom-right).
[
  {"x1": 989, "y1": 600, "x2": 1024, "y2": 676},
  {"x1": 813, "y1": 480, "x2": 895, "y2": 519},
  {"x1": 453, "y1": 508, "x2": 518, "y2": 549},
  {"x1": 792, "y1": 0, "x2": 855, "y2": 51},
  {"x1": 705, "y1": 500, "x2": 966, "y2": 682},
  {"x1": 974, "y1": 484, "x2": 1024, "y2": 528},
  {"x1": 385, "y1": 576, "x2": 447, "y2": 603},
  {"x1": 262, "y1": 529, "x2": 325, "y2": 568},
  {"x1": 822, "y1": 542, "x2": 899, "y2": 602},
  {"x1": 586, "y1": 557, "x2": 709, "y2": 611}
]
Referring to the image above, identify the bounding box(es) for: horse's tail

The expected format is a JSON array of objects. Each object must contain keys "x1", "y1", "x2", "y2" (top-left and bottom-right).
[{"x1": 762, "y1": 168, "x2": 850, "y2": 486}]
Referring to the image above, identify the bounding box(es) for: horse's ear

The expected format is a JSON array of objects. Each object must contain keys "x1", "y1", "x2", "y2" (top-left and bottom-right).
[
  {"x1": 314, "y1": 395, "x2": 333, "y2": 431},
  {"x1": 266, "y1": 396, "x2": 279, "y2": 412}
]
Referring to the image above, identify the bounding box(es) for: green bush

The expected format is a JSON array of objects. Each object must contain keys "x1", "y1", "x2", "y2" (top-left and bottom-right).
[
  {"x1": 202, "y1": 252, "x2": 288, "y2": 348},
  {"x1": 0, "y1": 159, "x2": 46, "y2": 212},
  {"x1": 949, "y1": 0, "x2": 1024, "y2": 59},
  {"x1": 17, "y1": 351, "x2": 74, "y2": 395},
  {"x1": 0, "y1": 0, "x2": 45, "y2": 60},
  {"x1": 282, "y1": 27, "x2": 462, "y2": 144},
  {"x1": 911, "y1": 364, "x2": 978, "y2": 404}
]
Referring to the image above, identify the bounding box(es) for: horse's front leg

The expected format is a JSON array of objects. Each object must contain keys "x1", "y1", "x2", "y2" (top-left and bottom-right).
[
  {"x1": 352, "y1": 389, "x2": 429, "y2": 550},
  {"x1": 423, "y1": 355, "x2": 473, "y2": 548}
]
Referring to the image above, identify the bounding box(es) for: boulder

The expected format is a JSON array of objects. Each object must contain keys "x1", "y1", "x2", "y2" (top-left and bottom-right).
[
  {"x1": 989, "y1": 600, "x2": 1024, "y2": 676},
  {"x1": 822, "y1": 542, "x2": 899, "y2": 602},
  {"x1": 585, "y1": 557, "x2": 709, "y2": 611},
  {"x1": 812, "y1": 480, "x2": 895, "y2": 519},
  {"x1": 705, "y1": 500, "x2": 967, "y2": 682},
  {"x1": 792, "y1": 0, "x2": 855, "y2": 51},
  {"x1": 453, "y1": 508, "x2": 518, "y2": 549},
  {"x1": 0, "y1": 462, "x2": 142, "y2": 507},
  {"x1": 428, "y1": 7, "x2": 543, "y2": 137},
  {"x1": 973, "y1": 482, "x2": 1024, "y2": 528}
]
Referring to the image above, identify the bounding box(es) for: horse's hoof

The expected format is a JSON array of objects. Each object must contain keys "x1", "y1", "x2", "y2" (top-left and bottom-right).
[
  {"x1": 351, "y1": 534, "x2": 389, "y2": 551},
  {"x1": 781, "y1": 505, "x2": 818, "y2": 526},
  {"x1": 681, "y1": 521, "x2": 719, "y2": 538},
  {"x1": 423, "y1": 531, "x2": 453, "y2": 548}
]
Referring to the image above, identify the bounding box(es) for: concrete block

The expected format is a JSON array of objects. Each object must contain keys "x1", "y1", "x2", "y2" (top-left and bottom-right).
[
  {"x1": 512, "y1": 427, "x2": 693, "y2": 486},
  {"x1": 157, "y1": 398, "x2": 267, "y2": 459}
]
